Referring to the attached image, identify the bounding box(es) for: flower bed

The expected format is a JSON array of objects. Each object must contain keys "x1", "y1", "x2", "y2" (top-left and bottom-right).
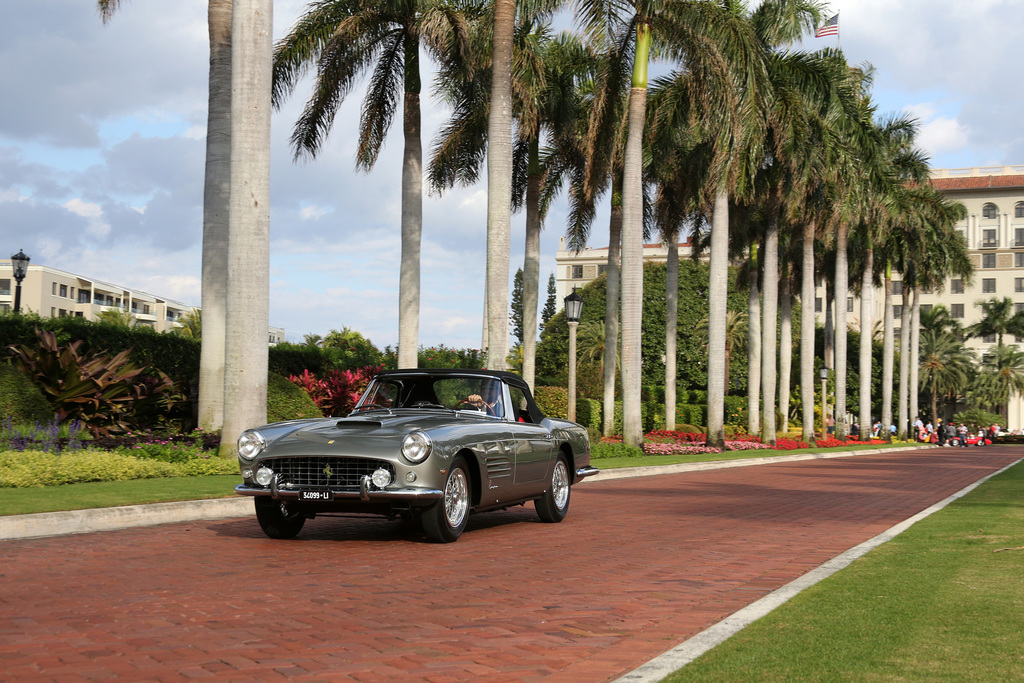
[{"x1": 620, "y1": 430, "x2": 876, "y2": 456}]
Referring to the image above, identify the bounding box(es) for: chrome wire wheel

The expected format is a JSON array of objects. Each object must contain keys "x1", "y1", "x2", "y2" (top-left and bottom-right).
[
  {"x1": 444, "y1": 467, "x2": 470, "y2": 527},
  {"x1": 536, "y1": 454, "x2": 571, "y2": 523},
  {"x1": 551, "y1": 460, "x2": 570, "y2": 510}
]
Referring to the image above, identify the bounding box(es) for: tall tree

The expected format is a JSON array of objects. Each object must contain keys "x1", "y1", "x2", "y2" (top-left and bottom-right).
[
  {"x1": 221, "y1": 0, "x2": 273, "y2": 456},
  {"x1": 273, "y1": 0, "x2": 472, "y2": 370},
  {"x1": 98, "y1": 0, "x2": 233, "y2": 432}
]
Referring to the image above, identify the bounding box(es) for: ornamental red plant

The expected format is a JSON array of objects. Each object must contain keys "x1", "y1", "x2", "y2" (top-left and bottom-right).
[{"x1": 289, "y1": 365, "x2": 383, "y2": 417}]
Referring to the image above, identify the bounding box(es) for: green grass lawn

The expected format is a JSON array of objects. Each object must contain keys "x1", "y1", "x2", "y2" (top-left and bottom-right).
[
  {"x1": 664, "y1": 460, "x2": 1024, "y2": 682},
  {"x1": 0, "y1": 441, "x2": 924, "y2": 517},
  {"x1": 0, "y1": 475, "x2": 240, "y2": 516}
]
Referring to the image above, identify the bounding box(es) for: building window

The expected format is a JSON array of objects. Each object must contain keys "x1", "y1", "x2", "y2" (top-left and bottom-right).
[
  {"x1": 1015, "y1": 278, "x2": 1024, "y2": 293},
  {"x1": 571, "y1": 265, "x2": 584, "y2": 279},
  {"x1": 59, "y1": 284, "x2": 68, "y2": 298},
  {"x1": 1017, "y1": 253, "x2": 1024, "y2": 268},
  {"x1": 951, "y1": 279, "x2": 964, "y2": 294},
  {"x1": 983, "y1": 333, "x2": 997, "y2": 344},
  {"x1": 921, "y1": 304, "x2": 932, "y2": 315},
  {"x1": 1016, "y1": 228, "x2": 1024, "y2": 247},
  {"x1": 951, "y1": 304, "x2": 964, "y2": 319},
  {"x1": 893, "y1": 305, "x2": 903, "y2": 319},
  {"x1": 982, "y1": 202, "x2": 998, "y2": 219},
  {"x1": 69, "y1": 286, "x2": 75, "y2": 300},
  {"x1": 847, "y1": 297, "x2": 854, "y2": 313},
  {"x1": 814, "y1": 297, "x2": 822, "y2": 313},
  {"x1": 0, "y1": 279, "x2": 9, "y2": 296},
  {"x1": 1016, "y1": 201, "x2": 1024, "y2": 218},
  {"x1": 983, "y1": 254, "x2": 996, "y2": 268},
  {"x1": 983, "y1": 278, "x2": 996, "y2": 293},
  {"x1": 892, "y1": 281, "x2": 903, "y2": 296},
  {"x1": 1017, "y1": 303, "x2": 1024, "y2": 314},
  {"x1": 52, "y1": 283, "x2": 57, "y2": 295},
  {"x1": 982, "y1": 228, "x2": 998, "y2": 248},
  {"x1": 78, "y1": 291, "x2": 90, "y2": 303},
  {"x1": 597, "y1": 265, "x2": 608, "y2": 275}
]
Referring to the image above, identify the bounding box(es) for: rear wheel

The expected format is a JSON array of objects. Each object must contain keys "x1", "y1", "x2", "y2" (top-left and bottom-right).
[
  {"x1": 254, "y1": 498, "x2": 306, "y2": 539},
  {"x1": 422, "y1": 457, "x2": 471, "y2": 543},
  {"x1": 536, "y1": 455, "x2": 571, "y2": 523}
]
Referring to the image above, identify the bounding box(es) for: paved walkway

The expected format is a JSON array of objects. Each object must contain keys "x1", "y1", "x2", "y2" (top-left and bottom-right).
[{"x1": 0, "y1": 446, "x2": 1020, "y2": 682}]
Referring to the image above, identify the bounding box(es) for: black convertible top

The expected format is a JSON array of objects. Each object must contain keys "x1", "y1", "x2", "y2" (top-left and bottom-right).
[{"x1": 374, "y1": 368, "x2": 544, "y2": 422}]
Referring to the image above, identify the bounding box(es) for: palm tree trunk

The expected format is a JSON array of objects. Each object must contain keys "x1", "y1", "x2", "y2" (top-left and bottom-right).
[
  {"x1": 881, "y1": 263, "x2": 894, "y2": 440},
  {"x1": 909, "y1": 285, "x2": 921, "y2": 425},
  {"x1": 858, "y1": 245, "x2": 873, "y2": 436},
  {"x1": 620, "y1": 23, "x2": 650, "y2": 448},
  {"x1": 897, "y1": 282, "x2": 911, "y2": 439},
  {"x1": 484, "y1": 0, "x2": 514, "y2": 371},
  {"x1": 800, "y1": 220, "x2": 816, "y2": 443},
  {"x1": 825, "y1": 285, "x2": 834, "y2": 370},
  {"x1": 706, "y1": 190, "x2": 729, "y2": 448},
  {"x1": 747, "y1": 249, "x2": 761, "y2": 436},
  {"x1": 602, "y1": 189, "x2": 622, "y2": 437},
  {"x1": 398, "y1": 83, "x2": 422, "y2": 369},
  {"x1": 522, "y1": 138, "x2": 541, "y2": 389},
  {"x1": 221, "y1": 0, "x2": 272, "y2": 456},
  {"x1": 665, "y1": 237, "x2": 678, "y2": 431},
  {"x1": 761, "y1": 218, "x2": 779, "y2": 445},
  {"x1": 778, "y1": 271, "x2": 792, "y2": 436},
  {"x1": 198, "y1": 0, "x2": 232, "y2": 432},
  {"x1": 834, "y1": 222, "x2": 849, "y2": 438}
]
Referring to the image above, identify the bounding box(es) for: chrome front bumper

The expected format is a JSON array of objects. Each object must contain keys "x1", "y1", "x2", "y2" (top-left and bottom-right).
[
  {"x1": 576, "y1": 465, "x2": 600, "y2": 480},
  {"x1": 235, "y1": 475, "x2": 443, "y2": 503}
]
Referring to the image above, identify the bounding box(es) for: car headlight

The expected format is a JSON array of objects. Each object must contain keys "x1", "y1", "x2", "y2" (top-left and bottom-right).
[
  {"x1": 402, "y1": 431, "x2": 432, "y2": 463},
  {"x1": 238, "y1": 429, "x2": 266, "y2": 461}
]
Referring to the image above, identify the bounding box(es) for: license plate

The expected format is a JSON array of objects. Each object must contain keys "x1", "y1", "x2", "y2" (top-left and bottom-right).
[{"x1": 299, "y1": 490, "x2": 334, "y2": 501}]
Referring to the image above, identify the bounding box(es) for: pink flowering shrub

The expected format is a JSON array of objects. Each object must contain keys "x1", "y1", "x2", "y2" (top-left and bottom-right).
[{"x1": 289, "y1": 365, "x2": 383, "y2": 416}]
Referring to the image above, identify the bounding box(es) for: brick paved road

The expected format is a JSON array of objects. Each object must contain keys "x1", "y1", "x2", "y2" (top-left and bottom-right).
[{"x1": 1, "y1": 447, "x2": 1019, "y2": 682}]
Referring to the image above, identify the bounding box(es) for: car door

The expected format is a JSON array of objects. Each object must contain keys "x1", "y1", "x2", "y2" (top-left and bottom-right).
[{"x1": 507, "y1": 385, "x2": 554, "y2": 485}]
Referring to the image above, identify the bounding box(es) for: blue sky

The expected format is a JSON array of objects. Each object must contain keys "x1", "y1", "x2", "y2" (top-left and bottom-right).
[{"x1": 2, "y1": 0, "x2": 1021, "y2": 350}]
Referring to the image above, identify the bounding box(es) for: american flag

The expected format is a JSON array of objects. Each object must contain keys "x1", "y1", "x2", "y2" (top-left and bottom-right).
[{"x1": 815, "y1": 14, "x2": 839, "y2": 38}]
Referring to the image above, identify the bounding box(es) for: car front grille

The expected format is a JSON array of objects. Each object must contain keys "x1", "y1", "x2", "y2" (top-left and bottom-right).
[{"x1": 263, "y1": 457, "x2": 395, "y2": 488}]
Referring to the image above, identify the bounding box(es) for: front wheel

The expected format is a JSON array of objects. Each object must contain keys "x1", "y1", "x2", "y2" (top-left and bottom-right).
[
  {"x1": 254, "y1": 498, "x2": 306, "y2": 539},
  {"x1": 536, "y1": 455, "x2": 571, "y2": 523},
  {"x1": 422, "y1": 457, "x2": 471, "y2": 543}
]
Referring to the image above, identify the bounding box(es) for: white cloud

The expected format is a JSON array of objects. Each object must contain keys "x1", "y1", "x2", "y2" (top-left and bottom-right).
[{"x1": 63, "y1": 198, "x2": 111, "y2": 237}]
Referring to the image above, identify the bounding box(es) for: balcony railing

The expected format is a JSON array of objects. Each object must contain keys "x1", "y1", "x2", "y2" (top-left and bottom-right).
[{"x1": 979, "y1": 240, "x2": 999, "y2": 249}]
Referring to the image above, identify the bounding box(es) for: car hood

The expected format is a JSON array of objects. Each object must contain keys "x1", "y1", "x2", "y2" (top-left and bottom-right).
[{"x1": 258, "y1": 410, "x2": 500, "y2": 459}]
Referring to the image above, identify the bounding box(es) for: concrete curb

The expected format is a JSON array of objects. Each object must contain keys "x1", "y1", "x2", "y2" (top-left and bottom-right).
[
  {"x1": 586, "y1": 445, "x2": 930, "y2": 482},
  {"x1": 1, "y1": 445, "x2": 932, "y2": 542},
  {"x1": 0, "y1": 497, "x2": 253, "y2": 541}
]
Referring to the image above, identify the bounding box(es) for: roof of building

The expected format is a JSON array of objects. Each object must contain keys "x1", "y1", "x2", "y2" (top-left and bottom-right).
[{"x1": 930, "y1": 174, "x2": 1024, "y2": 191}]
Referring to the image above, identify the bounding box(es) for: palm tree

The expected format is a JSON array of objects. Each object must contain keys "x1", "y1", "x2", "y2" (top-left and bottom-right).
[
  {"x1": 98, "y1": 0, "x2": 233, "y2": 432},
  {"x1": 96, "y1": 308, "x2": 137, "y2": 329},
  {"x1": 919, "y1": 328, "x2": 976, "y2": 423},
  {"x1": 967, "y1": 297, "x2": 1024, "y2": 348},
  {"x1": 971, "y1": 344, "x2": 1024, "y2": 419},
  {"x1": 173, "y1": 308, "x2": 203, "y2": 340},
  {"x1": 431, "y1": 23, "x2": 591, "y2": 388},
  {"x1": 221, "y1": 0, "x2": 274, "y2": 457},
  {"x1": 273, "y1": 0, "x2": 473, "y2": 370}
]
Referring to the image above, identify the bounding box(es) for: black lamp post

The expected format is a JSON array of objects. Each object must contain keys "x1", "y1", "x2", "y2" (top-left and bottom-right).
[
  {"x1": 819, "y1": 366, "x2": 829, "y2": 440},
  {"x1": 564, "y1": 288, "x2": 584, "y2": 422},
  {"x1": 10, "y1": 249, "x2": 30, "y2": 314}
]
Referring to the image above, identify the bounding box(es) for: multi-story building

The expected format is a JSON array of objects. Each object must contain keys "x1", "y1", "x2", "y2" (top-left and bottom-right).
[
  {"x1": 0, "y1": 260, "x2": 194, "y2": 332},
  {"x1": 553, "y1": 235, "x2": 698, "y2": 304},
  {"x1": 553, "y1": 165, "x2": 1024, "y2": 430}
]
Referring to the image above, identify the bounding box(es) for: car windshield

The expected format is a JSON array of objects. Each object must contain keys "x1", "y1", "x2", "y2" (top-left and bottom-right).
[{"x1": 352, "y1": 375, "x2": 505, "y2": 418}]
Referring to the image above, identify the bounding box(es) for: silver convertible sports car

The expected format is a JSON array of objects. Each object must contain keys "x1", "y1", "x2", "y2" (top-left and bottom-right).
[{"x1": 235, "y1": 369, "x2": 598, "y2": 542}]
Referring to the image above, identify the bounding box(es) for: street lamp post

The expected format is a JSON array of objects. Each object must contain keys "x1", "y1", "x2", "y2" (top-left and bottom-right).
[
  {"x1": 820, "y1": 366, "x2": 829, "y2": 441},
  {"x1": 564, "y1": 288, "x2": 584, "y2": 423},
  {"x1": 10, "y1": 249, "x2": 30, "y2": 314}
]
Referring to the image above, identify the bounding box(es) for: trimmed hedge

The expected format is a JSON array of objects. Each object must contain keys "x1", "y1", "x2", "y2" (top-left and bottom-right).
[
  {"x1": 534, "y1": 386, "x2": 568, "y2": 419},
  {"x1": 267, "y1": 372, "x2": 323, "y2": 423},
  {"x1": 0, "y1": 449, "x2": 237, "y2": 487},
  {"x1": 0, "y1": 364, "x2": 52, "y2": 424}
]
